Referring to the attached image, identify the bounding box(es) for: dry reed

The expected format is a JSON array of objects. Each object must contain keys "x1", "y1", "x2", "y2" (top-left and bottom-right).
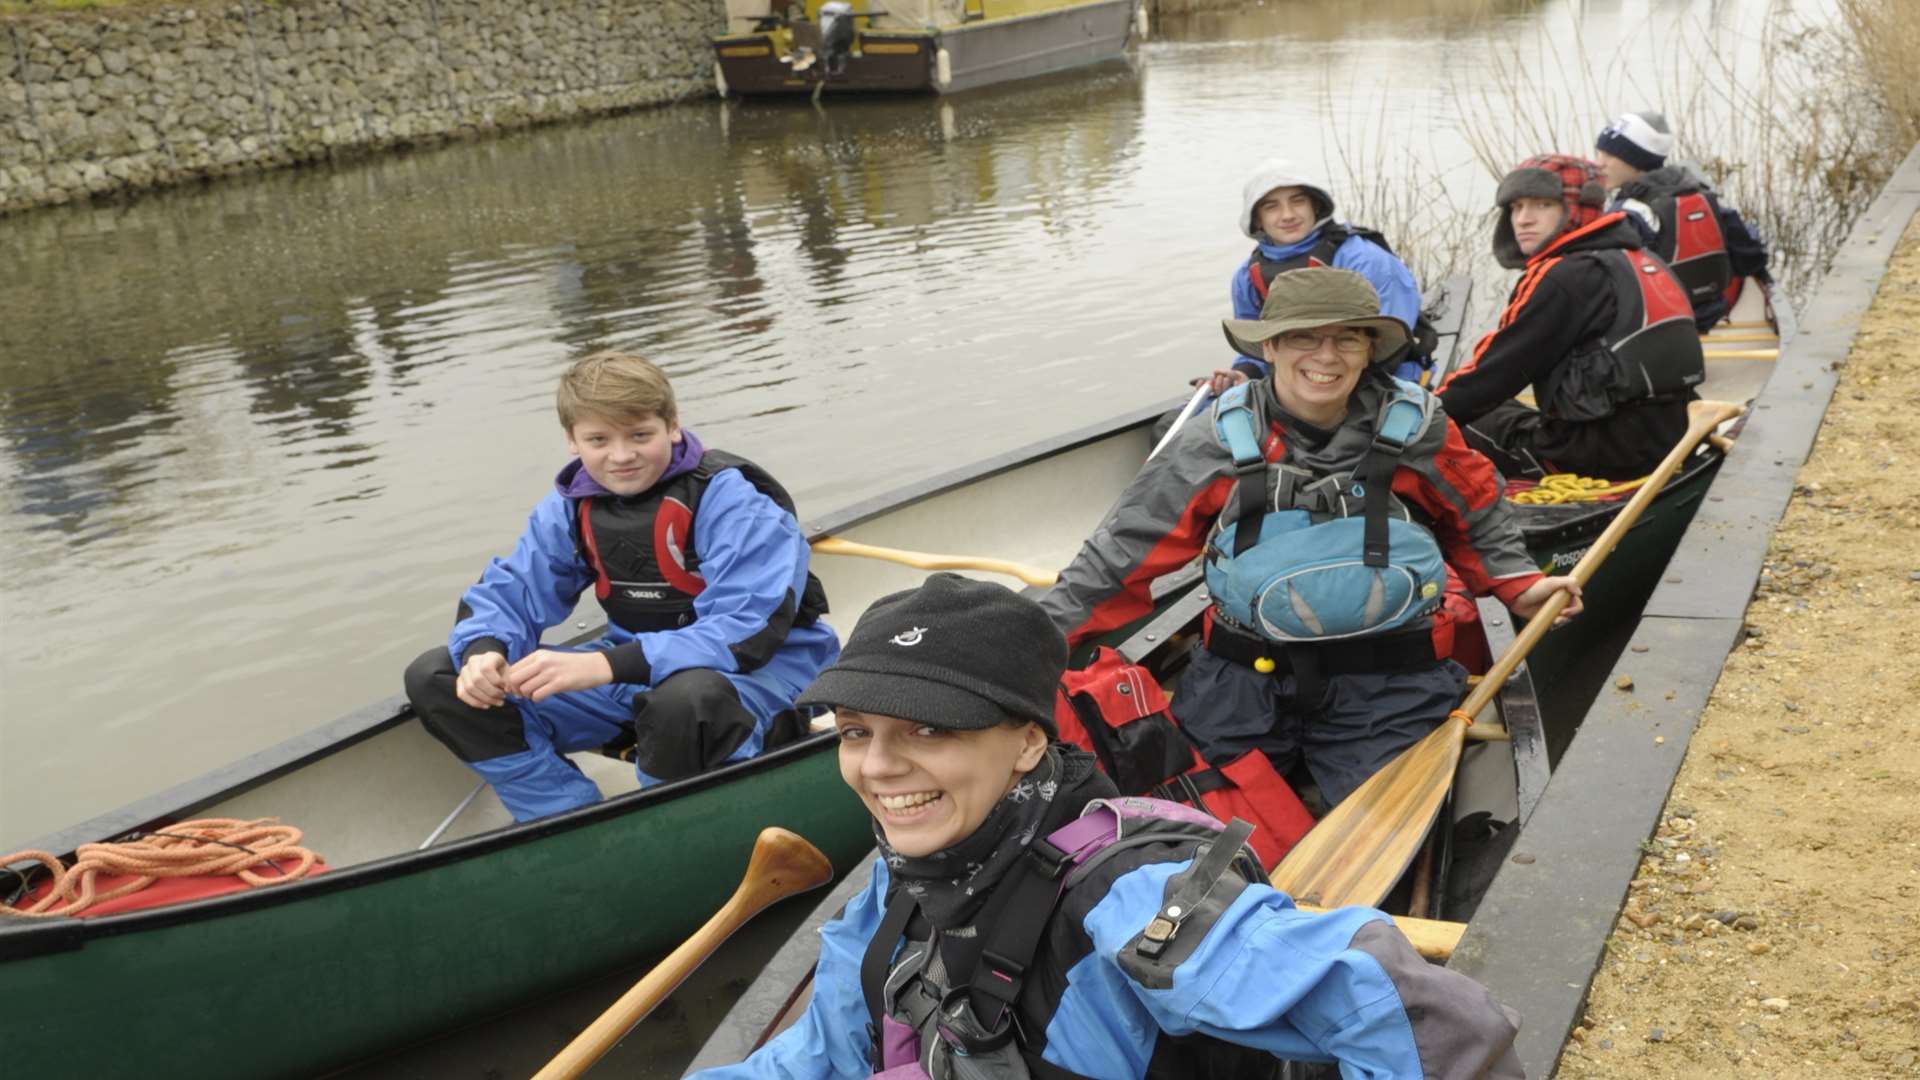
[{"x1": 1323, "y1": 3, "x2": 1912, "y2": 312}]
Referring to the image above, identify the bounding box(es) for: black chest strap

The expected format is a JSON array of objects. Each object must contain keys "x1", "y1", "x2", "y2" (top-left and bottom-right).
[{"x1": 861, "y1": 888, "x2": 919, "y2": 1064}]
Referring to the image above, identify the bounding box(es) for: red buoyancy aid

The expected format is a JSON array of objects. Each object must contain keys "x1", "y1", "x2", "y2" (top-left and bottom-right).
[
  {"x1": 1535, "y1": 247, "x2": 1704, "y2": 423},
  {"x1": 574, "y1": 450, "x2": 828, "y2": 634},
  {"x1": 1662, "y1": 190, "x2": 1732, "y2": 306},
  {"x1": 1054, "y1": 648, "x2": 1314, "y2": 869},
  {"x1": 1623, "y1": 174, "x2": 1735, "y2": 312}
]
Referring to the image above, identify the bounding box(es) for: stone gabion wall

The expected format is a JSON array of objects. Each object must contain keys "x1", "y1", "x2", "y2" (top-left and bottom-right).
[{"x1": 0, "y1": 0, "x2": 726, "y2": 214}]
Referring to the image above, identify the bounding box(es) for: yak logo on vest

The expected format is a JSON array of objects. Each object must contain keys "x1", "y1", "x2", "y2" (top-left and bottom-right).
[{"x1": 890, "y1": 626, "x2": 928, "y2": 647}]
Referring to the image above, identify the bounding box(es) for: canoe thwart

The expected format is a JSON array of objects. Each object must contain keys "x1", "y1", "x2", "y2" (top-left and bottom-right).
[{"x1": 1297, "y1": 904, "x2": 1464, "y2": 960}]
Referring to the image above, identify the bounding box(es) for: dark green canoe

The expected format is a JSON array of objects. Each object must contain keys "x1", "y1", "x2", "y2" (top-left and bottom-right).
[
  {"x1": 0, "y1": 727, "x2": 874, "y2": 1080},
  {"x1": 1503, "y1": 277, "x2": 1788, "y2": 744},
  {"x1": 0, "y1": 392, "x2": 1182, "y2": 1079}
]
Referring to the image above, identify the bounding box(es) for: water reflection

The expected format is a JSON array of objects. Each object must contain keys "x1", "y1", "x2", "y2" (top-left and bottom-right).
[{"x1": 0, "y1": 60, "x2": 1149, "y2": 847}]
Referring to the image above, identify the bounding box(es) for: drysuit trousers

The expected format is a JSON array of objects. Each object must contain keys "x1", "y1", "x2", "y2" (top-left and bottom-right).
[
  {"x1": 404, "y1": 644, "x2": 806, "y2": 822},
  {"x1": 1171, "y1": 646, "x2": 1468, "y2": 809}
]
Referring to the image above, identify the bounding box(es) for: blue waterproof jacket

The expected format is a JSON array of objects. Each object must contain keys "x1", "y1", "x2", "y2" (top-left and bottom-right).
[
  {"x1": 447, "y1": 454, "x2": 838, "y2": 686},
  {"x1": 1230, "y1": 230, "x2": 1423, "y2": 380},
  {"x1": 693, "y1": 855, "x2": 1522, "y2": 1079}
]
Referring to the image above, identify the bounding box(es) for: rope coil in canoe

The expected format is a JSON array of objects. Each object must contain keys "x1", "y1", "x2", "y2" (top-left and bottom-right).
[
  {"x1": 1, "y1": 818, "x2": 320, "y2": 918},
  {"x1": 1508, "y1": 472, "x2": 1649, "y2": 505}
]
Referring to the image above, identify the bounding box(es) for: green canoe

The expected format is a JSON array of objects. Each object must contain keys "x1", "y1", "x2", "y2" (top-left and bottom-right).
[
  {"x1": 0, "y1": 388, "x2": 1193, "y2": 1079},
  {"x1": 1502, "y1": 278, "x2": 1789, "y2": 736}
]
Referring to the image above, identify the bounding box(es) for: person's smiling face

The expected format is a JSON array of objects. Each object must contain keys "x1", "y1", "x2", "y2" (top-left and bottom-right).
[
  {"x1": 1254, "y1": 186, "x2": 1320, "y2": 246},
  {"x1": 565, "y1": 411, "x2": 681, "y2": 496},
  {"x1": 1262, "y1": 324, "x2": 1372, "y2": 427},
  {"x1": 835, "y1": 709, "x2": 1048, "y2": 857}
]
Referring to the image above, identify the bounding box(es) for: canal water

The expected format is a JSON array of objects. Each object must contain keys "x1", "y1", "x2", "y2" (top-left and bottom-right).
[{"x1": 0, "y1": 0, "x2": 1869, "y2": 1041}]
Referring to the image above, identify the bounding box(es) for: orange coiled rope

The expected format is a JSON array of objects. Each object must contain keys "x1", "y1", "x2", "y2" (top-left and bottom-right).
[{"x1": 1, "y1": 818, "x2": 319, "y2": 918}]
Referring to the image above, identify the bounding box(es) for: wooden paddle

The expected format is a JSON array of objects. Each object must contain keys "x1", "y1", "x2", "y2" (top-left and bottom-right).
[
  {"x1": 1268, "y1": 398, "x2": 1748, "y2": 911},
  {"x1": 532, "y1": 828, "x2": 834, "y2": 1080},
  {"x1": 810, "y1": 537, "x2": 1058, "y2": 588},
  {"x1": 1297, "y1": 905, "x2": 1464, "y2": 960},
  {"x1": 811, "y1": 387, "x2": 1202, "y2": 591}
]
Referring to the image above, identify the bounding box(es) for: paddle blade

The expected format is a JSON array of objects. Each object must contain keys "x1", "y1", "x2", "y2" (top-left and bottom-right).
[
  {"x1": 1268, "y1": 715, "x2": 1467, "y2": 910},
  {"x1": 532, "y1": 828, "x2": 833, "y2": 1080}
]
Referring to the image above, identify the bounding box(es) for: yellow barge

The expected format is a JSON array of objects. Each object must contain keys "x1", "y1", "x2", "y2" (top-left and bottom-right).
[{"x1": 715, "y1": 0, "x2": 1140, "y2": 96}]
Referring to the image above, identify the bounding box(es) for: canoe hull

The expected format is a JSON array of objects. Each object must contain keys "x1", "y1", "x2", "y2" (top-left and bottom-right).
[
  {"x1": 1516, "y1": 450, "x2": 1723, "y2": 755},
  {"x1": 0, "y1": 735, "x2": 871, "y2": 1080}
]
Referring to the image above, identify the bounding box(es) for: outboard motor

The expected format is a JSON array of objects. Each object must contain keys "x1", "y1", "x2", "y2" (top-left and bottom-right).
[{"x1": 819, "y1": 1, "x2": 856, "y2": 77}]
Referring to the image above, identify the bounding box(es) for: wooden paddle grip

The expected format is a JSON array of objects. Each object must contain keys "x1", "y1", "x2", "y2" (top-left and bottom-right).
[{"x1": 533, "y1": 829, "x2": 832, "y2": 1080}]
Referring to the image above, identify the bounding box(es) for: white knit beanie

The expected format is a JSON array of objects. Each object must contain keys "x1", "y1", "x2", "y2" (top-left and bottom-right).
[{"x1": 1594, "y1": 111, "x2": 1673, "y2": 173}]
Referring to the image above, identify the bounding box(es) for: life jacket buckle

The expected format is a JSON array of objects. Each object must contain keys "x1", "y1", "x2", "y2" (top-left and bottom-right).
[
  {"x1": 978, "y1": 947, "x2": 1028, "y2": 984},
  {"x1": 1369, "y1": 429, "x2": 1411, "y2": 455},
  {"x1": 1023, "y1": 838, "x2": 1073, "y2": 880},
  {"x1": 1135, "y1": 907, "x2": 1184, "y2": 960}
]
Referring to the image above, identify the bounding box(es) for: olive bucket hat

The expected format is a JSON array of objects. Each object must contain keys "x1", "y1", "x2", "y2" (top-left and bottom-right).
[{"x1": 1221, "y1": 267, "x2": 1412, "y2": 364}]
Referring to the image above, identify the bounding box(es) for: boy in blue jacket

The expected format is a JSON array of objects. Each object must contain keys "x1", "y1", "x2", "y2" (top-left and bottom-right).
[
  {"x1": 1196, "y1": 159, "x2": 1425, "y2": 394},
  {"x1": 402, "y1": 352, "x2": 840, "y2": 822}
]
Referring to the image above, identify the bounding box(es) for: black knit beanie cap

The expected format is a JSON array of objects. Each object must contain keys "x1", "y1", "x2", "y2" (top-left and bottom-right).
[{"x1": 798, "y1": 573, "x2": 1064, "y2": 737}]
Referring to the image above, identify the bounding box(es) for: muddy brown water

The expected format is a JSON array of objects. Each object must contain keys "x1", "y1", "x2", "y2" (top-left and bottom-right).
[{"x1": 0, "y1": 0, "x2": 1871, "y2": 1071}]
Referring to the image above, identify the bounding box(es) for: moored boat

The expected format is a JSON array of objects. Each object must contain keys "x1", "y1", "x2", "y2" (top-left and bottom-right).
[{"x1": 714, "y1": 0, "x2": 1139, "y2": 97}]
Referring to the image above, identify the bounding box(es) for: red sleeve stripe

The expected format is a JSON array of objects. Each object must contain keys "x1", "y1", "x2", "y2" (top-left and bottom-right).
[{"x1": 1069, "y1": 476, "x2": 1236, "y2": 649}]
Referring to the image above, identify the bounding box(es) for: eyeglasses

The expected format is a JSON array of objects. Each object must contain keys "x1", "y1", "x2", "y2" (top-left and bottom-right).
[{"x1": 1271, "y1": 329, "x2": 1373, "y2": 356}]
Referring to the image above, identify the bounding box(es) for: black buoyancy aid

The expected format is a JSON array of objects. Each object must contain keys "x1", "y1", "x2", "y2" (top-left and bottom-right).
[
  {"x1": 573, "y1": 449, "x2": 829, "y2": 634},
  {"x1": 860, "y1": 798, "x2": 1277, "y2": 1080},
  {"x1": 1626, "y1": 178, "x2": 1734, "y2": 309},
  {"x1": 1536, "y1": 248, "x2": 1704, "y2": 423}
]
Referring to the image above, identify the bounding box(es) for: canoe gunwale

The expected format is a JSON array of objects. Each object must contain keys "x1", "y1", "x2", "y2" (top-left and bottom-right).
[
  {"x1": 0, "y1": 731, "x2": 842, "y2": 960},
  {"x1": 1511, "y1": 445, "x2": 1725, "y2": 550}
]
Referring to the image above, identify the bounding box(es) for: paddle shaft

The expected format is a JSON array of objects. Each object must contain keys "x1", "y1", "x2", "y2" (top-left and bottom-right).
[
  {"x1": 1452, "y1": 398, "x2": 1745, "y2": 725},
  {"x1": 809, "y1": 537, "x2": 1058, "y2": 588},
  {"x1": 1268, "y1": 399, "x2": 1745, "y2": 909},
  {"x1": 1151, "y1": 384, "x2": 1212, "y2": 460},
  {"x1": 1297, "y1": 905, "x2": 1463, "y2": 960},
  {"x1": 811, "y1": 392, "x2": 1200, "y2": 590},
  {"x1": 532, "y1": 828, "x2": 833, "y2": 1080}
]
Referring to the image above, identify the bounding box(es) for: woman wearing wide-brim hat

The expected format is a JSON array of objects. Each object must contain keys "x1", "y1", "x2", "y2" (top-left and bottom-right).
[
  {"x1": 1044, "y1": 268, "x2": 1581, "y2": 828},
  {"x1": 692, "y1": 572, "x2": 1526, "y2": 1079}
]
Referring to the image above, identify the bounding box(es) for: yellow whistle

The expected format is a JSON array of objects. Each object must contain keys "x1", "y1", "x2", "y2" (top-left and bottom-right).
[{"x1": 1253, "y1": 657, "x2": 1277, "y2": 674}]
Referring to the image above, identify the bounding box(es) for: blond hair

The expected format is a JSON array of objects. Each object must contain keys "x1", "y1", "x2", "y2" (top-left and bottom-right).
[{"x1": 556, "y1": 351, "x2": 678, "y2": 430}]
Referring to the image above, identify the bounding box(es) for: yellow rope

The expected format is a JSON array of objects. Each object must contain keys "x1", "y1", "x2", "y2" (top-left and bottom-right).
[{"x1": 1509, "y1": 472, "x2": 1650, "y2": 505}]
